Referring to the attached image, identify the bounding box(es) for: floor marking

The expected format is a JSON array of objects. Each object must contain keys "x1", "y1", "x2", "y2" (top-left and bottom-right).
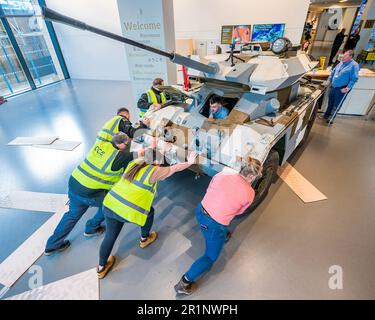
[
  {"x1": 0, "y1": 205, "x2": 68, "y2": 288},
  {"x1": 33, "y1": 139, "x2": 81, "y2": 151},
  {"x1": 278, "y1": 162, "x2": 328, "y2": 203},
  {"x1": 8, "y1": 136, "x2": 58, "y2": 146},
  {"x1": 6, "y1": 268, "x2": 98, "y2": 300},
  {"x1": 0, "y1": 191, "x2": 68, "y2": 213}
]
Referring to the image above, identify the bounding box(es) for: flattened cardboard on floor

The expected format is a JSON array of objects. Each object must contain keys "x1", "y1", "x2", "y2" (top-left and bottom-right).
[
  {"x1": 6, "y1": 268, "x2": 98, "y2": 300},
  {"x1": 278, "y1": 162, "x2": 328, "y2": 203},
  {"x1": 33, "y1": 140, "x2": 82, "y2": 151},
  {"x1": 8, "y1": 137, "x2": 58, "y2": 146}
]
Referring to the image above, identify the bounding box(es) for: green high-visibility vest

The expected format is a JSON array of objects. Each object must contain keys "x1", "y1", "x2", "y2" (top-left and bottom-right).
[
  {"x1": 139, "y1": 89, "x2": 166, "y2": 118},
  {"x1": 103, "y1": 161, "x2": 158, "y2": 226},
  {"x1": 97, "y1": 116, "x2": 123, "y2": 142},
  {"x1": 71, "y1": 139, "x2": 124, "y2": 191}
]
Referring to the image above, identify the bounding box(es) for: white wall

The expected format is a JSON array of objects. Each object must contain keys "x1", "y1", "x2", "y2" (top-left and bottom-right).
[
  {"x1": 46, "y1": 0, "x2": 311, "y2": 81},
  {"x1": 46, "y1": 0, "x2": 130, "y2": 81},
  {"x1": 173, "y1": 0, "x2": 311, "y2": 45}
]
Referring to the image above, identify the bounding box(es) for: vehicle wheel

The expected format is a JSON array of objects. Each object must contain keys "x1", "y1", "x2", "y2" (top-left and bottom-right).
[{"x1": 248, "y1": 150, "x2": 279, "y2": 212}]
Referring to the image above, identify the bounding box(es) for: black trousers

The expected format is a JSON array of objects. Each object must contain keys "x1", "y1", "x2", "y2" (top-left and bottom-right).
[{"x1": 329, "y1": 45, "x2": 341, "y2": 65}]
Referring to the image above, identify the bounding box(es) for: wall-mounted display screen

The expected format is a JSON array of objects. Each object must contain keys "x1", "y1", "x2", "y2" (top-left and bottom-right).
[
  {"x1": 251, "y1": 24, "x2": 285, "y2": 43},
  {"x1": 221, "y1": 25, "x2": 251, "y2": 44}
]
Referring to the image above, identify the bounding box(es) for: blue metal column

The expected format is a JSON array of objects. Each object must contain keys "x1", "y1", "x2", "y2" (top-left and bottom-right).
[
  {"x1": 38, "y1": 0, "x2": 70, "y2": 79},
  {"x1": 0, "y1": 7, "x2": 36, "y2": 90},
  {"x1": 1, "y1": 45, "x2": 21, "y2": 83}
]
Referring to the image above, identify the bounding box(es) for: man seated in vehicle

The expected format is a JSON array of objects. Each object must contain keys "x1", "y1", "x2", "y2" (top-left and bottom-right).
[{"x1": 209, "y1": 96, "x2": 229, "y2": 120}]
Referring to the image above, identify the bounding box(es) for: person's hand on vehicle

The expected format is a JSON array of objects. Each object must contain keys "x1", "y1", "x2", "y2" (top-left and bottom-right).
[
  {"x1": 187, "y1": 151, "x2": 198, "y2": 165},
  {"x1": 152, "y1": 103, "x2": 162, "y2": 111}
]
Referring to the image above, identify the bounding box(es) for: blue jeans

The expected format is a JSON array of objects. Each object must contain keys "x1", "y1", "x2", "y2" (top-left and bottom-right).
[
  {"x1": 324, "y1": 86, "x2": 346, "y2": 119},
  {"x1": 45, "y1": 190, "x2": 106, "y2": 251},
  {"x1": 185, "y1": 204, "x2": 228, "y2": 282},
  {"x1": 99, "y1": 206, "x2": 155, "y2": 266}
]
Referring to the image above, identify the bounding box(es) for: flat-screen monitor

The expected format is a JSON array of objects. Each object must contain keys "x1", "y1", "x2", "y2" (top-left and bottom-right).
[
  {"x1": 221, "y1": 25, "x2": 251, "y2": 45},
  {"x1": 251, "y1": 24, "x2": 286, "y2": 43}
]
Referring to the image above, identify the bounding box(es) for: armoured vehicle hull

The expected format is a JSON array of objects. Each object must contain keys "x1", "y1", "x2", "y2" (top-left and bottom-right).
[
  {"x1": 43, "y1": 7, "x2": 327, "y2": 210},
  {"x1": 143, "y1": 78, "x2": 325, "y2": 209}
]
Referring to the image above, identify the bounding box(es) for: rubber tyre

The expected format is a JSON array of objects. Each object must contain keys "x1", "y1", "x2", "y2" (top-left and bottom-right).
[{"x1": 248, "y1": 150, "x2": 279, "y2": 212}]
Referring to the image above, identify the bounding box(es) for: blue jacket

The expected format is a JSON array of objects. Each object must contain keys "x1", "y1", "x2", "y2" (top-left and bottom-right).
[
  {"x1": 210, "y1": 106, "x2": 229, "y2": 119},
  {"x1": 329, "y1": 60, "x2": 359, "y2": 90}
]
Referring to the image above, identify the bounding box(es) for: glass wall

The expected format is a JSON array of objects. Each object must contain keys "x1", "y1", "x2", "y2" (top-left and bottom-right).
[
  {"x1": 0, "y1": 20, "x2": 30, "y2": 95},
  {"x1": 0, "y1": 0, "x2": 67, "y2": 97}
]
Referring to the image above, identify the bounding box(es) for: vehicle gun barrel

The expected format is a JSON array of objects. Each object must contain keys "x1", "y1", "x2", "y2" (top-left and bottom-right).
[{"x1": 42, "y1": 7, "x2": 217, "y2": 75}]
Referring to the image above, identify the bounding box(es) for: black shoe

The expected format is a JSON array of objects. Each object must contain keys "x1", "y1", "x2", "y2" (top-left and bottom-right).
[
  {"x1": 84, "y1": 226, "x2": 106, "y2": 238},
  {"x1": 174, "y1": 276, "x2": 195, "y2": 296},
  {"x1": 318, "y1": 114, "x2": 328, "y2": 120},
  {"x1": 225, "y1": 231, "x2": 231, "y2": 243},
  {"x1": 44, "y1": 240, "x2": 71, "y2": 256}
]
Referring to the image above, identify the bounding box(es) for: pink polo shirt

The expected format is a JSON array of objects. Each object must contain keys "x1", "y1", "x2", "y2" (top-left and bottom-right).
[{"x1": 201, "y1": 170, "x2": 255, "y2": 226}]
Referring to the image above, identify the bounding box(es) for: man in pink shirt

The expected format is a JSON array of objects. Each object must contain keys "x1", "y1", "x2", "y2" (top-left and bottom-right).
[{"x1": 174, "y1": 157, "x2": 263, "y2": 295}]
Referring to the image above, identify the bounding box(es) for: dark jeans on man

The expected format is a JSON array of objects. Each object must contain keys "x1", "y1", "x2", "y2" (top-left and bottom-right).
[
  {"x1": 324, "y1": 86, "x2": 347, "y2": 120},
  {"x1": 99, "y1": 206, "x2": 154, "y2": 266},
  {"x1": 45, "y1": 190, "x2": 106, "y2": 251},
  {"x1": 185, "y1": 204, "x2": 229, "y2": 282}
]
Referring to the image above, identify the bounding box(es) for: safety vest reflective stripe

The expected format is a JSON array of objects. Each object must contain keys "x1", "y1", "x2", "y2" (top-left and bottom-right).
[
  {"x1": 97, "y1": 116, "x2": 123, "y2": 141},
  {"x1": 146, "y1": 89, "x2": 166, "y2": 104},
  {"x1": 121, "y1": 161, "x2": 156, "y2": 192},
  {"x1": 103, "y1": 162, "x2": 157, "y2": 226},
  {"x1": 96, "y1": 136, "x2": 109, "y2": 143},
  {"x1": 108, "y1": 189, "x2": 149, "y2": 215},
  {"x1": 76, "y1": 166, "x2": 116, "y2": 186},
  {"x1": 140, "y1": 90, "x2": 166, "y2": 118},
  {"x1": 83, "y1": 158, "x2": 123, "y2": 177},
  {"x1": 140, "y1": 165, "x2": 154, "y2": 182},
  {"x1": 131, "y1": 180, "x2": 155, "y2": 192},
  {"x1": 72, "y1": 139, "x2": 124, "y2": 190}
]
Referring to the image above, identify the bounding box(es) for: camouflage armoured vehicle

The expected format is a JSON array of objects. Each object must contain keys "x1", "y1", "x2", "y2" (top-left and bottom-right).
[{"x1": 43, "y1": 8, "x2": 327, "y2": 210}]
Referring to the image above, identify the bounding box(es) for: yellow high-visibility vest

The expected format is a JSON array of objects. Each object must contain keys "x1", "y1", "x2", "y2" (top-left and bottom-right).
[
  {"x1": 103, "y1": 161, "x2": 157, "y2": 226},
  {"x1": 97, "y1": 116, "x2": 123, "y2": 142},
  {"x1": 139, "y1": 89, "x2": 166, "y2": 117},
  {"x1": 71, "y1": 139, "x2": 124, "y2": 190}
]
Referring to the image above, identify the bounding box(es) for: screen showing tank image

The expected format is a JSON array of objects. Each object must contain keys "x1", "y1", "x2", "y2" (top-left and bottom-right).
[
  {"x1": 251, "y1": 24, "x2": 286, "y2": 43},
  {"x1": 221, "y1": 25, "x2": 251, "y2": 44}
]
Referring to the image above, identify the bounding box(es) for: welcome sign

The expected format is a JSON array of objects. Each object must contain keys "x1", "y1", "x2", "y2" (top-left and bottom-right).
[{"x1": 117, "y1": 0, "x2": 176, "y2": 108}]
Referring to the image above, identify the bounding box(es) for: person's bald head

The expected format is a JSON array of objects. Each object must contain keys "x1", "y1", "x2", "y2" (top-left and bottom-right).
[{"x1": 342, "y1": 50, "x2": 354, "y2": 62}]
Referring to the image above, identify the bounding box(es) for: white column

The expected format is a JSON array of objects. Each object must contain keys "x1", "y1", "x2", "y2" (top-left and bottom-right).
[{"x1": 116, "y1": 0, "x2": 176, "y2": 114}]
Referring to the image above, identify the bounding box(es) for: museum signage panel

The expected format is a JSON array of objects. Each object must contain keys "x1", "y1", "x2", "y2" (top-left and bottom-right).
[{"x1": 117, "y1": 0, "x2": 176, "y2": 105}]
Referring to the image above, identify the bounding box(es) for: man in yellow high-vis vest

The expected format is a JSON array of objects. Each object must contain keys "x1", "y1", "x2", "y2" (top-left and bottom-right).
[
  {"x1": 137, "y1": 78, "x2": 169, "y2": 118},
  {"x1": 44, "y1": 131, "x2": 137, "y2": 256},
  {"x1": 99, "y1": 107, "x2": 150, "y2": 142}
]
